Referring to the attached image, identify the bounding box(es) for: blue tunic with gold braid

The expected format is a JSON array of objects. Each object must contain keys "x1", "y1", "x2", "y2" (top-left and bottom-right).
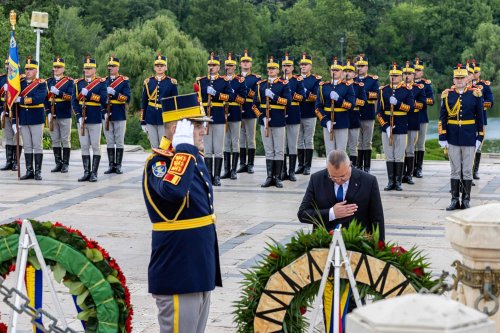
[
  {"x1": 196, "y1": 75, "x2": 234, "y2": 124},
  {"x1": 285, "y1": 75, "x2": 306, "y2": 125},
  {"x1": 143, "y1": 137, "x2": 222, "y2": 294},
  {"x1": 475, "y1": 80, "x2": 494, "y2": 126},
  {"x1": 45, "y1": 76, "x2": 74, "y2": 119},
  {"x1": 355, "y1": 75, "x2": 379, "y2": 121},
  {"x1": 104, "y1": 75, "x2": 131, "y2": 121},
  {"x1": 376, "y1": 83, "x2": 414, "y2": 135},
  {"x1": 315, "y1": 80, "x2": 356, "y2": 130},
  {"x1": 407, "y1": 82, "x2": 426, "y2": 131},
  {"x1": 141, "y1": 75, "x2": 178, "y2": 126},
  {"x1": 72, "y1": 77, "x2": 107, "y2": 124},
  {"x1": 252, "y1": 78, "x2": 292, "y2": 127},
  {"x1": 439, "y1": 87, "x2": 484, "y2": 147},
  {"x1": 349, "y1": 81, "x2": 368, "y2": 129},
  {"x1": 415, "y1": 78, "x2": 434, "y2": 124},
  {"x1": 226, "y1": 75, "x2": 247, "y2": 122},
  {"x1": 242, "y1": 73, "x2": 261, "y2": 119},
  {"x1": 17, "y1": 78, "x2": 48, "y2": 126},
  {"x1": 300, "y1": 73, "x2": 322, "y2": 119}
]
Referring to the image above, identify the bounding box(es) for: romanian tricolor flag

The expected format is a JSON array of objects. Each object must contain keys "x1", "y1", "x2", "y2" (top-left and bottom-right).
[
  {"x1": 7, "y1": 30, "x2": 21, "y2": 111},
  {"x1": 323, "y1": 279, "x2": 351, "y2": 333}
]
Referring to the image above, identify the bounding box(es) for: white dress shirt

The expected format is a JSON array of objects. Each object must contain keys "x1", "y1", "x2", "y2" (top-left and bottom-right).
[{"x1": 328, "y1": 180, "x2": 349, "y2": 221}]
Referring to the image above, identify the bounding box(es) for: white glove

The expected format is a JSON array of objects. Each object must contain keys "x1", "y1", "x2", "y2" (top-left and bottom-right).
[
  {"x1": 172, "y1": 119, "x2": 194, "y2": 148},
  {"x1": 389, "y1": 96, "x2": 398, "y2": 105},
  {"x1": 12, "y1": 124, "x2": 17, "y2": 134},
  {"x1": 330, "y1": 91, "x2": 339, "y2": 101},
  {"x1": 15, "y1": 97, "x2": 21, "y2": 103},
  {"x1": 141, "y1": 125, "x2": 147, "y2": 133},
  {"x1": 50, "y1": 86, "x2": 60, "y2": 95},
  {"x1": 104, "y1": 113, "x2": 109, "y2": 120},
  {"x1": 265, "y1": 88, "x2": 275, "y2": 99},
  {"x1": 3, "y1": 84, "x2": 7, "y2": 91},
  {"x1": 304, "y1": 87, "x2": 308, "y2": 94},
  {"x1": 107, "y1": 87, "x2": 116, "y2": 95},
  {"x1": 47, "y1": 114, "x2": 52, "y2": 123},
  {"x1": 438, "y1": 140, "x2": 448, "y2": 148},
  {"x1": 81, "y1": 88, "x2": 89, "y2": 96},
  {"x1": 327, "y1": 121, "x2": 333, "y2": 132},
  {"x1": 0, "y1": 111, "x2": 4, "y2": 118},
  {"x1": 386, "y1": 127, "x2": 391, "y2": 138},
  {"x1": 475, "y1": 140, "x2": 481, "y2": 151},
  {"x1": 207, "y1": 86, "x2": 216, "y2": 96},
  {"x1": 78, "y1": 118, "x2": 83, "y2": 127}
]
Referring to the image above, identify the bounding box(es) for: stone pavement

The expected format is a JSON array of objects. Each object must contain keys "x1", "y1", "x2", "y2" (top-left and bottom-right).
[{"x1": 0, "y1": 147, "x2": 499, "y2": 332}]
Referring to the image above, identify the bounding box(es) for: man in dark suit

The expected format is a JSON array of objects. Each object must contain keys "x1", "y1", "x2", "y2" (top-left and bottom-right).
[{"x1": 297, "y1": 149, "x2": 385, "y2": 239}]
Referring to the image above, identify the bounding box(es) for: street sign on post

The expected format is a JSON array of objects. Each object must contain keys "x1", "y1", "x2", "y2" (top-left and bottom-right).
[{"x1": 30, "y1": 11, "x2": 48, "y2": 78}]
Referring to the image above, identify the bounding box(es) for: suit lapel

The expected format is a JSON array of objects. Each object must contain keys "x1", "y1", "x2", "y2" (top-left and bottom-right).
[
  {"x1": 322, "y1": 170, "x2": 337, "y2": 204},
  {"x1": 345, "y1": 168, "x2": 361, "y2": 201}
]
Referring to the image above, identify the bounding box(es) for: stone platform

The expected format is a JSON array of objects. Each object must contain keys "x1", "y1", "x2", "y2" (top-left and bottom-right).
[{"x1": 0, "y1": 147, "x2": 499, "y2": 332}]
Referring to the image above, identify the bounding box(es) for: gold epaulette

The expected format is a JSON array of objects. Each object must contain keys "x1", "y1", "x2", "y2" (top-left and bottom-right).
[
  {"x1": 143, "y1": 77, "x2": 151, "y2": 85},
  {"x1": 416, "y1": 83, "x2": 424, "y2": 89},
  {"x1": 99, "y1": 77, "x2": 106, "y2": 82},
  {"x1": 425, "y1": 79, "x2": 431, "y2": 84},
  {"x1": 195, "y1": 76, "x2": 206, "y2": 81},
  {"x1": 222, "y1": 76, "x2": 230, "y2": 81},
  {"x1": 473, "y1": 88, "x2": 482, "y2": 97},
  {"x1": 122, "y1": 75, "x2": 129, "y2": 80},
  {"x1": 319, "y1": 81, "x2": 330, "y2": 86},
  {"x1": 474, "y1": 84, "x2": 483, "y2": 90},
  {"x1": 344, "y1": 80, "x2": 352, "y2": 86},
  {"x1": 257, "y1": 79, "x2": 266, "y2": 84},
  {"x1": 152, "y1": 148, "x2": 174, "y2": 157},
  {"x1": 237, "y1": 76, "x2": 245, "y2": 83},
  {"x1": 441, "y1": 89, "x2": 449, "y2": 99},
  {"x1": 314, "y1": 75, "x2": 322, "y2": 80},
  {"x1": 167, "y1": 77, "x2": 177, "y2": 85},
  {"x1": 294, "y1": 75, "x2": 303, "y2": 81},
  {"x1": 75, "y1": 78, "x2": 83, "y2": 84},
  {"x1": 379, "y1": 85, "x2": 387, "y2": 90},
  {"x1": 37, "y1": 78, "x2": 46, "y2": 83},
  {"x1": 355, "y1": 81, "x2": 364, "y2": 87},
  {"x1": 481, "y1": 80, "x2": 491, "y2": 86},
  {"x1": 279, "y1": 78, "x2": 288, "y2": 84},
  {"x1": 369, "y1": 75, "x2": 379, "y2": 80}
]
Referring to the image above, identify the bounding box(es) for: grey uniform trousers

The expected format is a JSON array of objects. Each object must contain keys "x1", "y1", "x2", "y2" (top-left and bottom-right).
[
  {"x1": 416, "y1": 122, "x2": 428, "y2": 151},
  {"x1": 448, "y1": 144, "x2": 475, "y2": 180},
  {"x1": 3, "y1": 117, "x2": 21, "y2": 145},
  {"x1": 347, "y1": 128, "x2": 360, "y2": 156},
  {"x1": 322, "y1": 128, "x2": 348, "y2": 156},
  {"x1": 381, "y1": 132, "x2": 406, "y2": 162},
  {"x1": 239, "y1": 118, "x2": 256, "y2": 149},
  {"x1": 204, "y1": 123, "x2": 225, "y2": 158},
  {"x1": 50, "y1": 118, "x2": 72, "y2": 148},
  {"x1": 103, "y1": 119, "x2": 126, "y2": 149},
  {"x1": 224, "y1": 121, "x2": 240, "y2": 152},
  {"x1": 146, "y1": 124, "x2": 165, "y2": 149},
  {"x1": 261, "y1": 126, "x2": 285, "y2": 160},
  {"x1": 358, "y1": 120, "x2": 374, "y2": 150},
  {"x1": 20, "y1": 124, "x2": 43, "y2": 154},
  {"x1": 405, "y1": 130, "x2": 419, "y2": 157},
  {"x1": 153, "y1": 292, "x2": 211, "y2": 333},
  {"x1": 297, "y1": 117, "x2": 316, "y2": 150},
  {"x1": 285, "y1": 124, "x2": 300, "y2": 154},
  {"x1": 78, "y1": 123, "x2": 101, "y2": 156}
]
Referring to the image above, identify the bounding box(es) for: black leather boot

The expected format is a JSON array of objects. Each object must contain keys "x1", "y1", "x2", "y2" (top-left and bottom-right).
[
  {"x1": 280, "y1": 154, "x2": 289, "y2": 181},
  {"x1": 461, "y1": 179, "x2": 472, "y2": 209},
  {"x1": 34, "y1": 153, "x2": 43, "y2": 180},
  {"x1": 415, "y1": 151, "x2": 424, "y2": 178},
  {"x1": 104, "y1": 148, "x2": 116, "y2": 174},
  {"x1": 230, "y1": 152, "x2": 239, "y2": 180},
  {"x1": 274, "y1": 160, "x2": 284, "y2": 188},
  {"x1": 384, "y1": 161, "x2": 395, "y2": 191},
  {"x1": 20, "y1": 153, "x2": 34, "y2": 180},
  {"x1": 89, "y1": 155, "x2": 101, "y2": 182},
  {"x1": 288, "y1": 154, "x2": 297, "y2": 181},
  {"x1": 115, "y1": 148, "x2": 124, "y2": 174},
  {"x1": 78, "y1": 155, "x2": 91, "y2": 182},
  {"x1": 236, "y1": 148, "x2": 248, "y2": 173},
  {"x1": 51, "y1": 147, "x2": 62, "y2": 172},
  {"x1": 350, "y1": 155, "x2": 357, "y2": 169},
  {"x1": 261, "y1": 159, "x2": 274, "y2": 187},
  {"x1": 446, "y1": 179, "x2": 461, "y2": 211},
  {"x1": 356, "y1": 150, "x2": 364, "y2": 169},
  {"x1": 473, "y1": 152, "x2": 481, "y2": 180},
  {"x1": 61, "y1": 148, "x2": 71, "y2": 173},
  {"x1": 221, "y1": 152, "x2": 231, "y2": 179},
  {"x1": 303, "y1": 149, "x2": 313, "y2": 175},
  {"x1": 0, "y1": 145, "x2": 13, "y2": 171},
  {"x1": 394, "y1": 161, "x2": 404, "y2": 191},
  {"x1": 204, "y1": 157, "x2": 213, "y2": 183},
  {"x1": 364, "y1": 149, "x2": 371, "y2": 173},
  {"x1": 11, "y1": 145, "x2": 22, "y2": 171},
  {"x1": 402, "y1": 157, "x2": 409, "y2": 183},
  {"x1": 247, "y1": 148, "x2": 255, "y2": 174},
  {"x1": 296, "y1": 149, "x2": 305, "y2": 174},
  {"x1": 405, "y1": 156, "x2": 415, "y2": 185},
  {"x1": 213, "y1": 157, "x2": 222, "y2": 186}
]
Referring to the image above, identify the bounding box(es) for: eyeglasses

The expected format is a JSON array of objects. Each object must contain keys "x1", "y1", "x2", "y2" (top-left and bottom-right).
[{"x1": 327, "y1": 166, "x2": 351, "y2": 181}]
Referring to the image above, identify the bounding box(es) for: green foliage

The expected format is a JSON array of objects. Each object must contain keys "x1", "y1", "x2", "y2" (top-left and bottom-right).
[
  {"x1": 124, "y1": 113, "x2": 150, "y2": 150},
  {"x1": 462, "y1": 23, "x2": 500, "y2": 82}
]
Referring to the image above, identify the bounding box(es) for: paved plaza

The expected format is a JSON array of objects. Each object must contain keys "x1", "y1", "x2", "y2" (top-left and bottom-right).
[{"x1": 0, "y1": 147, "x2": 499, "y2": 332}]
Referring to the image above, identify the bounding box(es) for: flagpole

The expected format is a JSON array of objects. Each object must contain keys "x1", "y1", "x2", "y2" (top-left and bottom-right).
[{"x1": 9, "y1": 10, "x2": 21, "y2": 180}]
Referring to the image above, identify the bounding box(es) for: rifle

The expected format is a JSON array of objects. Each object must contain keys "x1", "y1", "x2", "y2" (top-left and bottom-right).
[
  {"x1": 265, "y1": 79, "x2": 271, "y2": 137},
  {"x1": 49, "y1": 69, "x2": 55, "y2": 131},
  {"x1": 330, "y1": 80, "x2": 335, "y2": 141},
  {"x1": 389, "y1": 75, "x2": 394, "y2": 146},
  {"x1": 1, "y1": 91, "x2": 6, "y2": 129},
  {"x1": 15, "y1": 102, "x2": 20, "y2": 179},
  {"x1": 207, "y1": 66, "x2": 213, "y2": 135},
  {"x1": 80, "y1": 70, "x2": 87, "y2": 136},
  {"x1": 105, "y1": 67, "x2": 111, "y2": 131}
]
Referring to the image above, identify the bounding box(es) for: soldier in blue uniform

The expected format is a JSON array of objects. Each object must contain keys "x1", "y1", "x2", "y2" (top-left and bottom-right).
[
  {"x1": 344, "y1": 58, "x2": 367, "y2": 166},
  {"x1": 315, "y1": 57, "x2": 356, "y2": 156},
  {"x1": 73, "y1": 56, "x2": 107, "y2": 182},
  {"x1": 377, "y1": 63, "x2": 414, "y2": 191},
  {"x1": 355, "y1": 54, "x2": 379, "y2": 172},
  {"x1": 252, "y1": 56, "x2": 292, "y2": 188},
  {"x1": 1, "y1": 59, "x2": 22, "y2": 171},
  {"x1": 195, "y1": 52, "x2": 234, "y2": 186},
  {"x1": 279, "y1": 53, "x2": 305, "y2": 182},
  {"x1": 141, "y1": 54, "x2": 178, "y2": 148},
  {"x1": 142, "y1": 93, "x2": 221, "y2": 333},
  {"x1": 221, "y1": 53, "x2": 247, "y2": 180},
  {"x1": 11, "y1": 57, "x2": 47, "y2": 180},
  {"x1": 103, "y1": 56, "x2": 131, "y2": 175},
  {"x1": 402, "y1": 62, "x2": 426, "y2": 185},
  {"x1": 413, "y1": 57, "x2": 434, "y2": 178},
  {"x1": 471, "y1": 60, "x2": 494, "y2": 180},
  {"x1": 439, "y1": 64, "x2": 484, "y2": 210},
  {"x1": 297, "y1": 53, "x2": 321, "y2": 175},
  {"x1": 45, "y1": 56, "x2": 74, "y2": 173},
  {"x1": 237, "y1": 50, "x2": 261, "y2": 174}
]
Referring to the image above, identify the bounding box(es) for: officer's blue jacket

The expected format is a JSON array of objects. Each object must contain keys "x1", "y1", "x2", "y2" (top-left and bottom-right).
[
  {"x1": 315, "y1": 80, "x2": 356, "y2": 130},
  {"x1": 72, "y1": 77, "x2": 107, "y2": 124},
  {"x1": 44, "y1": 76, "x2": 74, "y2": 119},
  {"x1": 104, "y1": 75, "x2": 131, "y2": 121},
  {"x1": 141, "y1": 75, "x2": 178, "y2": 126},
  {"x1": 252, "y1": 78, "x2": 292, "y2": 127},
  {"x1": 376, "y1": 83, "x2": 414, "y2": 135}
]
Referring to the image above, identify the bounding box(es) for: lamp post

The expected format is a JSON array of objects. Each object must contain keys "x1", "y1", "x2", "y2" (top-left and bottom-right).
[
  {"x1": 339, "y1": 36, "x2": 345, "y2": 64},
  {"x1": 30, "y1": 11, "x2": 48, "y2": 78}
]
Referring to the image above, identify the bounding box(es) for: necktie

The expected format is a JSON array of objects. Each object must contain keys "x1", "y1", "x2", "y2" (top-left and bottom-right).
[{"x1": 336, "y1": 184, "x2": 344, "y2": 202}]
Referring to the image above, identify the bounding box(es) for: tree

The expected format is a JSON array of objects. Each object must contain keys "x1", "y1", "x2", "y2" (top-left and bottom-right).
[
  {"x1": 95, "y1": 14, "x2": 207, "y2": 110},
  {"x1": 462, "y1": 23, "x2": 500, "y2": 81}
]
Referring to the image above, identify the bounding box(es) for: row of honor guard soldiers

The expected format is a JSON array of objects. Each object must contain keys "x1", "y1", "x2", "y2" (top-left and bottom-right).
[{"x1": 0, "y1": 55, "x2": 131, "y2": 182}]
